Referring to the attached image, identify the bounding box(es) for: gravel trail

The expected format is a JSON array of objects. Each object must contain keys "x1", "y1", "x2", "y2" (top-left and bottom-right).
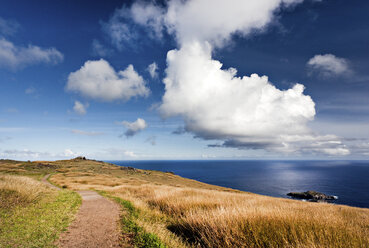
[{"x1": 42, "y1": 174, "x2": 124, "y2": 248}]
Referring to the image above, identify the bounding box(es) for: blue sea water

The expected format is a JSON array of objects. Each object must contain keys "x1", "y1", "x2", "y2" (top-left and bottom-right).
[{"x1": 107, "y1": 160, "x2": 369, "y2": 208}]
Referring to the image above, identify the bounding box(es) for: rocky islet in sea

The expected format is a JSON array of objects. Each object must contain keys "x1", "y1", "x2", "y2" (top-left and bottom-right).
[{"x1": 287, "y1": 191, "x2": 338, "y2": 202}]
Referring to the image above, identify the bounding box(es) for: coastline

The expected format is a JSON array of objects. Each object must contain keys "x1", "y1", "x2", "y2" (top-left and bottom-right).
[
  {"x1": 1, "y1": 158, "x2": 369, "y2": 247},
  {"x1": 108, "y1": 159, "x2": 369, "y2": 209}
]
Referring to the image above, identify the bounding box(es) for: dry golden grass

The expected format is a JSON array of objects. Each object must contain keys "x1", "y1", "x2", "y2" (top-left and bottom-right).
[
  {"x1": 1, "y1": 158, "x2": 368, "y2": 248},
  {"x1": 107, "y1": 184, "x2": 369, "y2": 248},
  {"x1": 0, "y1": 174, "x2": 51, "y2": 208},
  {"x1": 56, "y1": 168, "x2": 368, "y2": 248}
]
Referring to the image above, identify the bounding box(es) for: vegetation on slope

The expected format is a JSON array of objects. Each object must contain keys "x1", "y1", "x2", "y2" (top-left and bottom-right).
[
  {"x1": 99, "y1": 191, "x2": 167, "y2": 248},
  {"x1": 0, "y1": 174, "x2": 81, "y2": 248},
  {"x1": 1, "y1": 158, "x2": 368, "y2": 248}
]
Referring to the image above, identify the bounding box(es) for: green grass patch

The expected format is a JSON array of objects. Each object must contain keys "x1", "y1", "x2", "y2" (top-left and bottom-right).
[
  {"x1": 99, "y1": 191, "x2": 167, "y2": 248},
  {"x1": 0, "y1": 189, "x2": 81, "y2": 248}
]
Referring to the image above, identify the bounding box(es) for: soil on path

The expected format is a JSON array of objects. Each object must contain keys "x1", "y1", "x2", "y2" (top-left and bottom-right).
[
  {"x1": 41, "y1": 174, "x2": 60, "y2": 191},
  {"x1": 42, "y1": 175, "x2": 124, "y2": 248}
]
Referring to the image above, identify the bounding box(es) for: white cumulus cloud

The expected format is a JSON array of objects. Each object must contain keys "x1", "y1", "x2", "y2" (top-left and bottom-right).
[
  {"x1": 121, "y1": 0, "x2": 304, "y2": 48},
  {"x1": 147, "y1": 62, "x2": 158, "y2": 78},
  {"x1": 120, "y1": 118, "x2": 147, "y2": 137},
  {"x1": 161, "y1": 42, "x2": 316, "y2": 138},
  {"x1": 164, "y1": 0, "x2": 297, "y2": 47},
  {"x1": 159, "y1": 41, "x2": 346, "y2": 155},
  {"x1": 130, "y1": 2, "x2": 166, "y2": 39},
  {"x1": 73, "y1": 101, "x2": 88, "y2": 115},
  {"x1": 114, "y1": 0, "x2": 349, "y2": 156},
  {"x1": 0, "y1": 38, "x2": 64, "y2": 70},
  {"x1": 307, "y1": 54, "x2": 351, "y2": 77},
  {"x1": 66, "y1": 59, "x2": 150, "y2": 102},
  {"x1": 102, "y1": 3, "x2": 166, "y2": 50},
  {"x1": 101, "y1": 7, "x2": 137, "y2": 50}
]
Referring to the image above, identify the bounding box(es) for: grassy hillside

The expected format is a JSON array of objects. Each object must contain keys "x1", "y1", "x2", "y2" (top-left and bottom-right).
[
  {"x1": 0, "y1": 174, "x2": 80, "y2": 248},
  {"x1": 1, "y1": 158, "x2": 368, "y2": 248}
]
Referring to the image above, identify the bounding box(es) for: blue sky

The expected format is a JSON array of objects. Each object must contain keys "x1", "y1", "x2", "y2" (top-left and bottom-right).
[{"x1": 0, "y1": 0, "x2": 368, "y2": 160}]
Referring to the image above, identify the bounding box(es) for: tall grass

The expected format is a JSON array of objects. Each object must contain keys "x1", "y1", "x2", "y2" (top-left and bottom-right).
[
  {"x1": 0, "y1": 174, "x2": 50, "y2": 208},
  {"x1": 110, "y1": 184, "x2": 369, "y2": 248}
]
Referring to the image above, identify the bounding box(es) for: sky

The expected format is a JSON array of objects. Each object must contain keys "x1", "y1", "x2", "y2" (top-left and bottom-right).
[{"x1": 0, "y1": 0, "x2": 368, "y2": 161}]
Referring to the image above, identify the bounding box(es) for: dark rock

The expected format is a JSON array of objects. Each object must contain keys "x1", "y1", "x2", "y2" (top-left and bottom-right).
[
  {"x1": 120, "y1": 166, "x2": 137, "y2": 171},
  {"x1": 287, "y1": 191, "x2": 338, "y2": 202},
  {"x1": 74, "y1": 156, "x2": 87, "y2": 160}
]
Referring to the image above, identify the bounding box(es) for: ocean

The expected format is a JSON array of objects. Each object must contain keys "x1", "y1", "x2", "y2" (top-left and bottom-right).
[{"x1": 108, "y1": 160, "x2": 369, "y2": 208}]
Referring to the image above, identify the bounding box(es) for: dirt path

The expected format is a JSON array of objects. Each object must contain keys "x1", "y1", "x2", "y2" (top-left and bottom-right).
[
  {"x1": 42, "y1": 175, "x2": 123, "y2": 248},
  {"x1": 41, "y1": 174, "x2": 60, "y2": 190}
]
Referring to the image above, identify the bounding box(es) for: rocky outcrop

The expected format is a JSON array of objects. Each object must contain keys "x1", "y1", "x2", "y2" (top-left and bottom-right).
[
  {"x1": 287, "y1": 191, "x2": 338, "y2": 202},
  {"x1": 74, "y1": 156, "x2": 87, "y2": 160},
  {"x1": 120, "y1": 166, "x2": 137, "y2": 171}
]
